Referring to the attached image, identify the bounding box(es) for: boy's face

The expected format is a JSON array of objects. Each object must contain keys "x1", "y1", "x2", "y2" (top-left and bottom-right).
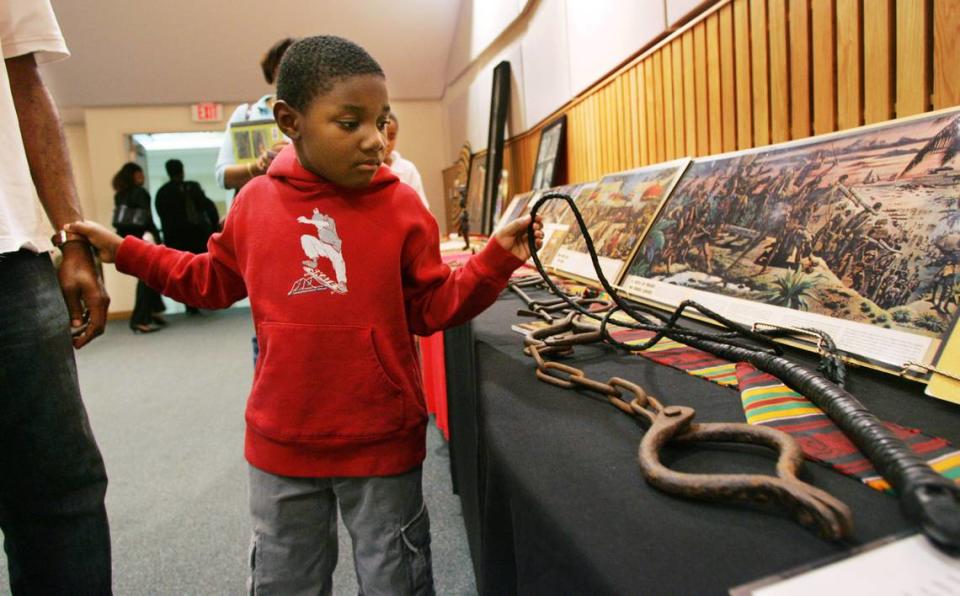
[{"x1": 276, "y1": 74, "x2": 390, "y2": 189}]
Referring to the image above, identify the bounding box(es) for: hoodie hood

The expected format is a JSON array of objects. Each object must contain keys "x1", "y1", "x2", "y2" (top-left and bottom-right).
[{"x1": 267, "y1": 144, "x2": 399, "y2": 194}]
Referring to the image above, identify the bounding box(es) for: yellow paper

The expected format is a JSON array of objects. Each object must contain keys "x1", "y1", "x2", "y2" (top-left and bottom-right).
[
  {"x1": 925, "y1": 321, "x2": 960, "y2": 405},
  {"x1": 230, "y1": 119, "x2": 283, "y2": 165}
]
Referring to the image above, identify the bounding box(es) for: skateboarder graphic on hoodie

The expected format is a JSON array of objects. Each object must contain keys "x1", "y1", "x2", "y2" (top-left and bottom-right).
[{"x1": 297, "y1": 208, "x2": 347, "y2": 293}]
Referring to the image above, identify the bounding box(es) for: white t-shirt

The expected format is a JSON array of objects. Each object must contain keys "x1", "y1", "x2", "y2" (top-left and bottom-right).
[
  {"x1": 0, "y1": 0, "x2": 69, "y2": 254},
  {"x1": 388, "y1": 151, "x2": 430, "y2": 211}
]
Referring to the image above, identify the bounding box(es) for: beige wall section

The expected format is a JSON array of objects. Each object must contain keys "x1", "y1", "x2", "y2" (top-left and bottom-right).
[
  {"x1": 70, "y1": 104, "x2": 240, "y2": 313},
  {"x1": 389, "y1": 100, "x2": 447, "y2": 232},
  {"x1": 64, "y1": 99, "x2": 445, "y2": 314}
]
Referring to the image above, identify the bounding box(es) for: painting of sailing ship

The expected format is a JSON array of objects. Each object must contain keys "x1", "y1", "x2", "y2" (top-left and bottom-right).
[
  {"x1": 551, "y1": 159, "x2": 689, "y2": 283},
  {"x1": 624, "y1": 109, "x2": 960, "y2": 348}
]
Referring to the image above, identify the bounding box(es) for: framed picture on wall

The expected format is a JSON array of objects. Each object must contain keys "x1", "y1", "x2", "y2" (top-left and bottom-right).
[
  {"x1": 531, "y1": 116, "x2": 567, "y2": 191},
  {"x1": 482, "y1": 61, "x2": 512, "y2": 234}
]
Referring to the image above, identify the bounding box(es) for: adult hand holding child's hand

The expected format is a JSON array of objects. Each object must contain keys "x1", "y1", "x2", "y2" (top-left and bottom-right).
[
  {"x1": 494, "y1": 214, "x2": 543, "y2": 261},
  {"x1": 64, "y1": 221, "x2": 124, "y2": 263}
]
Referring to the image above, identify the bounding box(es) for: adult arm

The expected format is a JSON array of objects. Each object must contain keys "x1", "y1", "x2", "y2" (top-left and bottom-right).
[{"x1": 7, "y1": 52, "x2": 108, "y2": 348}]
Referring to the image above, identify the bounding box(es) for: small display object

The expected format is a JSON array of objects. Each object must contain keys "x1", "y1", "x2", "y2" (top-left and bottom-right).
[
  {"x1": 522, "y1": 182, "x2": 596, "y2": 269},
  {"x1": 229, "y1": 118, "x2": 283, "y2": 165},
  {"x1": 443, "y1": 143, "x2": 473, "y2": 235},
  {"x1": 531, "y1": 116, "x2": 566, "y2": 191},
  {"x1": 465, "y1": 152, "x2": 486, "y2": 236},
  {"x1": 550, "y1": 160, "x2": 689, "y2": 284},
  {"x1": 620, "y1": 108, "x2": 960, "y2": 376}
]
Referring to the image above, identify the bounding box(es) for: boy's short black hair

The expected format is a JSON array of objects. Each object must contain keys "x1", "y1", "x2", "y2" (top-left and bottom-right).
[{"x1": 276, "y1": 35, "x2": 385, "y2": 113}]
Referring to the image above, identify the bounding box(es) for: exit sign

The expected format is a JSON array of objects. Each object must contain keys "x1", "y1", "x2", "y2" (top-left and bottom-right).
[{"x1": 191, "y1": 103, "x2": 223, "y2": 122}]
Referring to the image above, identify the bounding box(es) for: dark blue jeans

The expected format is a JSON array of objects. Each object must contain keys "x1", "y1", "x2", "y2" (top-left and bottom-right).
[{"x1": 0, "y1": 250, "x2": 112, "y2": 595}]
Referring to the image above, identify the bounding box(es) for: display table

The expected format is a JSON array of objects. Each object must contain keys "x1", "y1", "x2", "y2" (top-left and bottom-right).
[{"x1": 446, "y1": 290, "x2": 960, "y2": 595}]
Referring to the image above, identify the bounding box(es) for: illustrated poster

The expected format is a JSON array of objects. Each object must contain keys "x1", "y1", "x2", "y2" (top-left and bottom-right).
[{"x1": 621, "y1": 109, "x2": 960, "y2": 372}]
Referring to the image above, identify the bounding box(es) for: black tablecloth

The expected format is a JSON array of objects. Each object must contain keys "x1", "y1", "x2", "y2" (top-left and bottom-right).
[{"x1": 446, "y1": 291, "x2": 960, "y2": 596}]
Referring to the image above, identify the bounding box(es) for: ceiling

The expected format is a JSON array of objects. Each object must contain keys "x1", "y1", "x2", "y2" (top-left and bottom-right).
[{"x1": 41, "y1": 0, "x2": 463, "y2": 108}]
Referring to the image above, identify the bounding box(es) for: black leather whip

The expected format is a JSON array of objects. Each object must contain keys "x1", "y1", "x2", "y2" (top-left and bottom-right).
[{"x1": 525, "y1": 191, "x2": 960, "y2": 552}]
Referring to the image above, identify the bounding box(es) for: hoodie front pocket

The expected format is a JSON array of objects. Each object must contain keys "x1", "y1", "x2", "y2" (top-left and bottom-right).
[{"x1": 248, "y1": 322, "x2": 404, "y2": 440}]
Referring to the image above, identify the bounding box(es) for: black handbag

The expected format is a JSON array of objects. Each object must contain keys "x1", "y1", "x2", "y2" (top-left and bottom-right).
[{"x1": 112, "y1": 203, "x2": 149, "y2": 230}]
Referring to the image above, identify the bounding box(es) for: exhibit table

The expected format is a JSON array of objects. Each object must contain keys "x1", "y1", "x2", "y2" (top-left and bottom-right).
[{"x1": 445, "y1": 290, "x2": 960, "y2": 595}]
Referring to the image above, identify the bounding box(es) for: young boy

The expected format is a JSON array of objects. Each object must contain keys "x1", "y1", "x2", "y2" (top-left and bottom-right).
[{"x1": 67, "y1": 35, "x2": 541, "y2": 595}]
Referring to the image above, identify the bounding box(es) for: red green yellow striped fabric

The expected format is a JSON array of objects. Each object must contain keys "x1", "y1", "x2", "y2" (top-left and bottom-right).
[{"x1": 607, "y1": 327, "x2": 960, "y2": 492}]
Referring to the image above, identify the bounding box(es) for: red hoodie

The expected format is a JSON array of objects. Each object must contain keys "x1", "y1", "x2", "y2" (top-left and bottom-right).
[{"x1": 116, "y1": 145, "x2": 523, "y2": 477}]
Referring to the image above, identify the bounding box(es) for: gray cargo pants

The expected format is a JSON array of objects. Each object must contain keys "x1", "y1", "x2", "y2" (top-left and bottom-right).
[{"x1": 247, "y1": 464, "x2": 434, "y2": 596}]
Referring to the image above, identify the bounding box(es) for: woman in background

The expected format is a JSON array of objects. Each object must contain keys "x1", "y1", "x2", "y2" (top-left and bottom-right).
[{"x1": 112, "y1": 162, "x2": 165, "y2": 333}]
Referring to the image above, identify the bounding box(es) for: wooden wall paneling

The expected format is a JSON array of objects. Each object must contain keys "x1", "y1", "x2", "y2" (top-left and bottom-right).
[
  {"x1": 611, "y1": 79, "x2": 620, "y2": 171},
  {"x1": 734, "y1": 0, "x2": 754, "y2": 149},
  {"x1": 629, "y1": 67, "x2": 641, "y2": 167},
  {"x1": 788, "y1": 0, "x2": 812, "y2": 138},
  {"x1": 932, "y1": 0, "x2": 959, "y2": 109},
  {"x1": 604, "y1": 87, "x2": 613, "y2": 173},
  {"x1": 584, "y1": 101, "x2": 593, "y2": 180},
  {"x1": 750, "y1": 0, "x2": 771, "y2": 146},
  {"x1": 599, "y1": 87, "x2": 608, "y2": 173},
  {"x1": 811, "y1": 0, "x2": 836, "y2": 134},
  {"x1": 896, "y1": 0, "x2": 930, "y2": 117},
  {"x1": 719, "y1": 3, "x2": 738, "y2": 152},
  {"x1": 617, "y1": 73, "x2": 633, "y2": 169},
  {"x1": 611, "y1": 83, "x2": 621, "y2": 171},
  {"x1": 706, "y1": 12, "x2": 724, "y2": 154},
  {"x1": 683, "y1": 31, "x2": 699, "y2": 154},
  {"x1": 671, "y1": 40, "x2": 687, "y2": 155},
  {"x1": 653, "y1": 50, "x2": 667, "y2": 162},
  {"x1": 662, "y1": 46, "x2": 677, "y2": 160},
  {"x1": 768, "y1": 0, "x2": 790, "y2": 143},
  {"x1": 575, "y1": 100, "x2": 584, "y2": 181},
  {"x1": 644, "y1": 58, "x2": 659, "y2": 164},
  {"x1": 594, "y1": 87, "x2": 610, "y2": 171},
  {"x1": 637, "y1": 63, "x2": 649, "y2": 167},
  {"x1": 573, "y1": 105, "x2": 585, "y2": 182},
  {"x1": 863, "y1": 0, "x2": 894, "y2": 123},
  {"x1": 694, "y1": 22, "x2": 710, "y2": 155},
  {"x1": 836, "y1": 0, "x2": 863, "y2": 130}
]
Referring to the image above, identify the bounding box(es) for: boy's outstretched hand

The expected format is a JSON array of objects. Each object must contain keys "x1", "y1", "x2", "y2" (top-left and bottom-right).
[
  {"x1": 494, "y1": 214, "x2": 544, "y2": 261},
  {"x1": 64, "y1": 221, "x2": 124, "y2": 263}
]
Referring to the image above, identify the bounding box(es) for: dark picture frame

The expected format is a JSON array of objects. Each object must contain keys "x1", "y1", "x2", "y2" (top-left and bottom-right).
[
  {"x1": 531, "y1": 115, "x2": 567, "y2": 191},
  {"x1": 482, "y1": 61, "x2": 511, "y2": 234}
]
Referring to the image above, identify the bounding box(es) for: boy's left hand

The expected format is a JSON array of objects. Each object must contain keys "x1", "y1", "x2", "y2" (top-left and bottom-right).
[{"x1": 494, "y1": 214, "x2": 544, "y2": 261}]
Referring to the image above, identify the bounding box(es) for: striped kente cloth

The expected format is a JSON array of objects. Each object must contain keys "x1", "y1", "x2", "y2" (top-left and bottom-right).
[{"x1": 607, "y1": 328, "x2": 960, "y2": 492}]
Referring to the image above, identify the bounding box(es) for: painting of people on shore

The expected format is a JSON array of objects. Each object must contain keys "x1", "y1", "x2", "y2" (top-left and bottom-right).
[
  {"x1": 551, "y1": 159, "x2": 689, "y2": 283},
  {"x1": 519, "y1": 182, "x2": 595, "y2": 268},
  {"x1": 624, "y1": 108, "x2": 960, "y2": 343}
]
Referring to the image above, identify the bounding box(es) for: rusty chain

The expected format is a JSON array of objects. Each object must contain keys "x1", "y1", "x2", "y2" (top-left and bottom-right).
[{"x1": 521, "y1": 313, "x2": 854, "y2": 540}]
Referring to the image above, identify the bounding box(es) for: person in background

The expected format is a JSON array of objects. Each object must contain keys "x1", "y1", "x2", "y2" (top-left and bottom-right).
[
  {"x1": 215, "y1": 37, "x2": 295, "y2": 193},
  {"x1": 0, "y1": 0, "x2": 112, "y2": 592},
  {"x1": 112, "y1": 162, "x2": 165, "y2": 333},
  {"x1": 67, "y1": 35, "x2": 543, "y2": 594},
  {"x1": 383, "y1": 112, "x2": 430, "y2": 210},
  {"x1": 155, "y1": 159, "x2": 220, "y2": 314}
]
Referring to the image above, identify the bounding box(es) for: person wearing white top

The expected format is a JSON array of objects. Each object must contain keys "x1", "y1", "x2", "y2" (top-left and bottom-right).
[
  {"x1": 214, "y1": 38, "x2": 294, "y2": 193},
  {"x1": 383, "y1": 113, "x2": 430, "y2": 211},
  {"x1": 0, "y1": 0, "x2": 112, "y2": 592}
]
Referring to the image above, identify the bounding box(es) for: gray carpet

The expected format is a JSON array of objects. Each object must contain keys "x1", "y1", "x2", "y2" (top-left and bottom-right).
[{"x1": 0, "y1": 308, "x2": 476, "y2": 595}]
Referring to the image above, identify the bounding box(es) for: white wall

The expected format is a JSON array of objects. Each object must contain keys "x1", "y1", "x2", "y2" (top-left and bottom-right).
[{"x1": 441, "y1": 0, "x2": 671, "y2": 162}]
